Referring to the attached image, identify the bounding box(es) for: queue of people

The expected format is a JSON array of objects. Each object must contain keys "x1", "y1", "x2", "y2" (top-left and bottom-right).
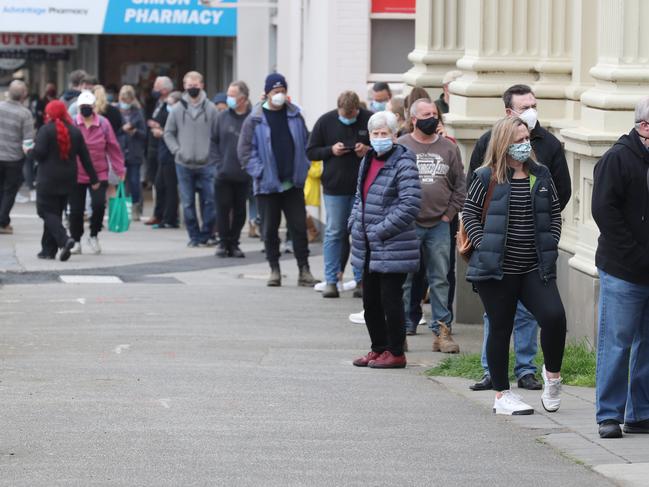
[{"x1": 2, "y1": 69, "x2": 647, "y2": 439}]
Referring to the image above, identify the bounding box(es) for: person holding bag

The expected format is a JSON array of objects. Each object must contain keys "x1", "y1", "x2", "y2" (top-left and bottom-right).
[
  {"x1": 69, "y1": 91, "x2": 125, "y2": 255},
  {"x1": 33, "y1": 100, "x2": 99, "y2": 261},
  {"x1": 462, "y1": 116, "x2": 566, "y2": 415}
]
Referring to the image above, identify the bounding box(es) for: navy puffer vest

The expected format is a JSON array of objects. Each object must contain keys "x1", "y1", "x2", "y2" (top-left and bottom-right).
[{"x1": 466, "y1": 162, "x2": 558, "y2": 282}]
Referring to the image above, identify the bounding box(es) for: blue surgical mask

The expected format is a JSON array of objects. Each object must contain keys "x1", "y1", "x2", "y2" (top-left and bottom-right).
[
  {"x1": 371, "y1": 101, "x2": 386, "y2": 112},
  {"x1": 226, "y1": 96, "x2": 237, "y2": 109},
  {"x1": 507, "y1": 141, "x2": 532, "y2": 162},
  {"x1": 338, "y1": 115, "x2": 357, "y2": 126},
  {"x1": 119, "y1": 102, "x2": 131, "y2": 111},
  {"x1": 370, "y1": 137, "x2": 393, "y2": 154}
]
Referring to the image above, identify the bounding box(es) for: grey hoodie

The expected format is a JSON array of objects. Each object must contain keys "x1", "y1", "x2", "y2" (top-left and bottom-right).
[{"x1": 163, "y1": 90, "x2": 218, "y2": 168}]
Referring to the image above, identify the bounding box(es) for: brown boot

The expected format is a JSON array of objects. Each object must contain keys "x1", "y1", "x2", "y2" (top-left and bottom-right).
[{"x1": 433, "y1": 322, "x2": 460, "y2": 353}]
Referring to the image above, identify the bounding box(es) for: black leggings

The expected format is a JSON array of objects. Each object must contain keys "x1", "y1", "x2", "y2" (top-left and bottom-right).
[{"x1": 475, "y1": 272, "x2": 566, "y2": 391}]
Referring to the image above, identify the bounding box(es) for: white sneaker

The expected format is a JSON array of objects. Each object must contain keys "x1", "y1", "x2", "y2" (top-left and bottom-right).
[
  {"x1": 87, "y1": 236, "x2": 101, "y2": 255},
  {"x1": 348, "y1": 310, "x2": 365, "y2": 324},
  {"x1": 70, "y1": 241, "x2": 82, "y2": 254},
  {"x1": 15, "y1": 193, "x2": 29, "y2": 204},
  {"x1": 419, "y1": 317, "x2": 426, "y2": 325},
  {"x1": 541, "y1": 364, "x2": 562, "y2": 412},
  {"x1": 314, "y1": 281, "x2": 327, "y2": 292},
  {"x1": 314, "y1": 280, "x2": 357, "y2": 292},
  {"x1": 29, "y1": 189, "x2": 37, "y2": 202},
  {"x1": 493, "y1": 390, "x2": 534, "y2": 415}
]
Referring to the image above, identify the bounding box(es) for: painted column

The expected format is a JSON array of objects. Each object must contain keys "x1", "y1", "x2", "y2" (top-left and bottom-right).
[{"x1": 403, "y1": 0, "x2": 465, "y2": 94}]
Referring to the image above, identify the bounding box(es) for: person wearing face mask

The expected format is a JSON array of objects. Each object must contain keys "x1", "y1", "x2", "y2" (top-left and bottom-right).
[
  {"x1": 35, "y1": 82, "x2": 58, "y2": 129},
  {"x1": 467, "y1": 84, "x2": 572, "y2": 393},
  {"x1": 463, "y1": 116, "x2": 565, "y2": 415},
  {"x1": 70, "y1": 91, "x2": 125, "y2": 255},
  {"x1": 150, "y1": 91, "x2": 182, "y2": 229},
  {"x1": 370, "y1": 82, "x2": 392, "y2": 113},
  {"x1": 209, "y1": 81, "x2": 252, "y2": 258},
  {"x1": 117, "y1": 85, "x2": 146, "y2": 222},
  {"x1": 591, "y1": 97, "x2": 649, "y2": 439},
  {"x1": 164, "y1": 70, "x2": 219, "y2": 247},
  {"x1": 349, "y1": 111, "x2": 421, "y2": 369},
  {"x1": 144, "y1": 76, "x2": 174, "y2": 223},
  {"x1": 397, "y1": 99, "x2": 466, "y2": 352},
  {"x1": 237, "y1": 72, "x2": 320, "y2": 287},
  {"x1": 306, "y1": 90, "x2": 372, "y2": 297}
]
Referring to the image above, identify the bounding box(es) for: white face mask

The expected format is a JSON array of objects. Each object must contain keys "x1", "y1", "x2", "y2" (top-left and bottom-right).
[
  {"x1": 270, "y1": 92, "x2": 286, "y2": 107},
  {"x1": 516, "y1": 108, "x2": 538, "y2": 130}
]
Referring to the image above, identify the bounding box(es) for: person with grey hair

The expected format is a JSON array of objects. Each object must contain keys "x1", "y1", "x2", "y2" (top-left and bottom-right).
[
  {"x1": 349, "y1": 110, "x2": 421, "y2": 369},
  {"x1": 591, "y1": 96, "x2": 649, "y2": 439},
  {"x1": 209, "y1": 80, "x2": 252, "y2": 258},
  {"x1": 149, "y1": 90, "x2": 182, "y2": 229},
  {"x1": 144, "y1": 76, "x2": 175, "y2": 224},
  {"x1": 0, "y1": 80, "x2": 34, "y2": 234},
  {"x1": 398, "y1": 98, "x2": 466, "y2": 351}
]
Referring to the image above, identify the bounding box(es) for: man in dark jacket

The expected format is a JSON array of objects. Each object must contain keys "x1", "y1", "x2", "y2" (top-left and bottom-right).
[
  {"x1": 209, "y1": 80, "x2": 252, "y2": 258},
  {"x1": 306, "y1": 91, "x2": 371, "y2": 297},
  {"x1": 237, "y1": 73, "x2": 319, "y2": 287},
  {"x1": 467, "y1": 84, "x2": 572, "y2": 393},
  {"x1": 592, "y1": 97, "x2": 649, "y2": 439}
]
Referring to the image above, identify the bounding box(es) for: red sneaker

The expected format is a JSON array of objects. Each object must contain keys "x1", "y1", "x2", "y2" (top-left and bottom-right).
[
  {"x1": 353, "y1": 351, "x2": 381, "y2": 367},
  {"x1": 368, "y1": 351, "x2": 407, "y2": 369}
]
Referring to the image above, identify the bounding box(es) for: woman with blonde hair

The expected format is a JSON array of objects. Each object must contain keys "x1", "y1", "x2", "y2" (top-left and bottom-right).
[
  {"x1": 463, "y1": 116, "x2": 565, "y2": 415},
  {"x1": 117, "y1": 84, "x2": 146, "y2": 220},
  {"x1": 92, "y1": 84, "x2": 122, "y2": 138}
]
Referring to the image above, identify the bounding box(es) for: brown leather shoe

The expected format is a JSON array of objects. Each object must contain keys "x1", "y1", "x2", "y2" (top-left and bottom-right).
[
  {"x1": 368, "y1": 351, "x2": 407, "y2": 369},
  {"x1": 434, "y1": 322, "x2": 460, "y2": 353},
  {"x1": 144, "y1": 217, "x2": 160, "y2": 226},
  {"x1": 0, "y1": 224, "x2": 14, "y2": 235},
  {"x1": 353, "y1": 351, "x2": 381, "y2": 367}
]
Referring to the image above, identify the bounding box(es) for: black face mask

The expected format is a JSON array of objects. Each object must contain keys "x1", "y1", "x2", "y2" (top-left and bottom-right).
[
  {"x1": 80, "y1": 105, "x2": 94, "y2": 118},
  {"x1": 187, "y1": 87, "x2": 200, "y2": 98},
  {"x1": 416, "y1": 116, "x2": 439, "y2": 136}
]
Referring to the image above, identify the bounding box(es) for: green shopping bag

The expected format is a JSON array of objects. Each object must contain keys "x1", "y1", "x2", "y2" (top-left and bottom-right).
[{"x1": 108, "y1": 182, "x2": 132, "y2": 233}]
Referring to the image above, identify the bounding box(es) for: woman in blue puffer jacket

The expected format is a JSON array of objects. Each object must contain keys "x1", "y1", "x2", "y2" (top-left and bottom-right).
[{"x1": 348, "y1": 111, "x2": 421, "y2": 369}]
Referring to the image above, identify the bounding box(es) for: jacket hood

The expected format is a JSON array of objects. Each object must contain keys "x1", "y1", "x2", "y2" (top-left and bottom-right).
[
  {"x1": 250, "y1": 101, "x2": 302, "y2": 121},
  {"x1": 62, "y1": 89, "x2": 81, "y2": 101},
  {"x1": 614, "y1": 129, "x2": 649, "y2": 164}
]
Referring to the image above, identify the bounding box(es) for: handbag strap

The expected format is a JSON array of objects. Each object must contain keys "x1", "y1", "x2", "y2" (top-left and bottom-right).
[
  {"x1": 116, "y1": 181, "x2": 125, "y2": 198},
  {"x1": 480, "y1": 178, "x2": 497, "y2": 223}
]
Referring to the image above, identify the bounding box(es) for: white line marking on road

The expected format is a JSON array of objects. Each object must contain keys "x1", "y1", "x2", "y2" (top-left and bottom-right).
[
  {"x1": 55, "y1": 310, "x2": 83, "y2": 314},
  {"x1": 159, "y1": 399, "x2": 171, "y2": 409},
  {"x1": 1, "y1": 300, "x2": 21, "y2": 303},
  {"x1": 48, "y1": 298, "x2": 88, "y2": 304},
  {"x1": 60, "y1": 275, "x2": 123, "y2": 284},
  {"x1": 114, "y1": 344, "x2": 130, "y2": 354}
]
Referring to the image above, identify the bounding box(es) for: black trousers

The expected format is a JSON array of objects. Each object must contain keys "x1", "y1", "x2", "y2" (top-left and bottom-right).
[
  {"x1": 475, "y1": 271, "x2": 567, "y2": 391},
  {"x1": 215, "y1": 179, "x2": 249, "y2": 247},
  {"x1": 36, "y1": 192, "x2": 69, "y2": 257},
  {"x1": 363, "y1": 262, "x2": 407, "y2": 356},
  {"x1": 257, "y1": 187, "x2": 309, "y2": 268},
  {"x1": 153, "y1": 163, "x2": 179, "y2": 225},
  {"x1": 0, "y1": 160, "x2": 24, "y2": 227},
  {"x1": 69, "y1": 181, "x2": 108, "y2": 241}
]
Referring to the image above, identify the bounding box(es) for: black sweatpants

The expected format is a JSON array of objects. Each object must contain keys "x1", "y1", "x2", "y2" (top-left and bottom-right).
[
  {"x1": 69, "y1": 181, "x2": 108, "y2": 241},
  {"x1": 153, "y1": 163, "x2": 179, "y2": 225},
  {"x1": 215, "y1": 180, "x2": 249, "y2": 248},
  {"x1": 36, "y1": 192, "x2": 69, "y2": 257},
  {"x1": 257, "y1": 186, "x2": 309, "y2": 269},
  {"x1": 475, "y1": 271, "x2": 567, "y2": 391},
  {"x1": 0, "y1": 160, "x2": 24, "y2": 227},
  {"x1": 363, "y1": 263, "x2": 407, "y2": 356}
]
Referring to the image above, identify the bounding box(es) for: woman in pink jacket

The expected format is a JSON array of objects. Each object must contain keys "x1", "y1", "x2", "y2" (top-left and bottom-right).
[{"x1": 69, "y1": 91, "x2": 125, "y2": 255}]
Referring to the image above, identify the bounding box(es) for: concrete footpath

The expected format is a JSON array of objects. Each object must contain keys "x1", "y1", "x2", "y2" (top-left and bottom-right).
[{"x1": 0, "y1": 199, "x2": 644, "y2": 486}]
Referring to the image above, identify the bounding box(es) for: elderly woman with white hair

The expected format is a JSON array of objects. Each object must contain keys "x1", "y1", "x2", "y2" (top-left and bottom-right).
[{"x1": 348, "y1": 110, "x2": 421, "y2": 369}]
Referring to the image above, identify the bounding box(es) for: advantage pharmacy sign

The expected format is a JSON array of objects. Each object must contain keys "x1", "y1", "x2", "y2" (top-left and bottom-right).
[{"x1": 0, "y1": 0, "x2": 237, "y2": 37}]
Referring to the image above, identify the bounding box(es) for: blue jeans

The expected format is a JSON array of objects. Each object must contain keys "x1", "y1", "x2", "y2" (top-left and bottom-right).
[
  {"x1": 481, "y1": 301, "x2": 538, "y2": 379},
  {"x1": 323, "y1": 194, "x2": 362, "y2": 284},
  {"x1": 596, "y1": 270, "x2": 649, "y2": 424},
  {"x1": 403, "y1": 222, "x2": 452, "y2": 334},
  {"x1": 125, "y1": 163, "x2": 141, "y2": 204},
  {"x1": 175, "y1": 163, "x2": 216, "y2": 243}
]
